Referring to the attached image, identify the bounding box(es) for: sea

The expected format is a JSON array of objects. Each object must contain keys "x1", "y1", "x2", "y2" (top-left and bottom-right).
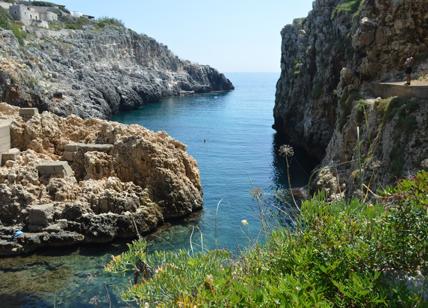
[{"x1": 0, "y1": 73, "x2": 317, "y2": 307}]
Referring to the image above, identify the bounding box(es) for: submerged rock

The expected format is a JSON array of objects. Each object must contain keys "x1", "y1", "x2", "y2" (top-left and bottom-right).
[{"x1": 0, "y1": 103, "x2": 202, "y2": 256}]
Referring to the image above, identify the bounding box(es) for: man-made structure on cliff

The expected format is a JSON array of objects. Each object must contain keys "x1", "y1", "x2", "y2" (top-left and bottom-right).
[
  {"x1": 0, "y1": 2, "x2": 233, "y2": 119},
  {"x1": 372, "y1": 81, "x2": 428, "y2": 99},
  {"x1": 0, "y1": 103, "x2": 203, "y2": 256},
  {"x1": 274, "y1": 0, "x2": 428, "y2": 198},
  {"x1": 0, "y1": 1, "x2": 59, "y2": 28}
]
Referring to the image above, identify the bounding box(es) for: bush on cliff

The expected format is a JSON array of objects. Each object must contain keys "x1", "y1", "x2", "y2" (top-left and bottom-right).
[
  {"x1": 106, "y1": 171, "x2": 428, "y2": 307},
  {"x1": 0, "y1": 7, "x2": 26, "y2": 44}
]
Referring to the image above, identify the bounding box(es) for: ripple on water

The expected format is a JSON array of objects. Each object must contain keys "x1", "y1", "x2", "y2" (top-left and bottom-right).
[{"x1": 0, "y1": 73, "x2": 317, "y2": 306}]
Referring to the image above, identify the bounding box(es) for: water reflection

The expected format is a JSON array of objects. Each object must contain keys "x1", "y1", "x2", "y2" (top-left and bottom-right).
[{"x1": 0, "y1": 73, "x2": 319, "y2": 306}]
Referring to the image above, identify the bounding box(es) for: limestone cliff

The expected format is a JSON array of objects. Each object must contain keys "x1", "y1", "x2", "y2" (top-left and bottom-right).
[
  {"x1": 0, "y1": 103, "x2": 202, "y2": 256},
  {"x1": 274, "y1": 0, "x2": 428, "y2": 197},
  {"x1": 0, "y1": 21, "x2": 233, "y2": 119}
]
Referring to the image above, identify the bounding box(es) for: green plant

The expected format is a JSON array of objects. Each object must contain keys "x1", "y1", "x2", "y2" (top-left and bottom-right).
[
  {"x1": 384, "y1": 97, "x2": 421, "y2": 177},
  {"x1": 332, "y1": 0, "x2": 363, "y2": 17},
  {"x1": 95, "y1": 17, "x2": 124, "y2": 29},
  {"x1": 106, "y1": 172, "x2": 428, "y2": 307},
  {"x1": 0, "y1": 7, "x2": 27, "y2": 44}
]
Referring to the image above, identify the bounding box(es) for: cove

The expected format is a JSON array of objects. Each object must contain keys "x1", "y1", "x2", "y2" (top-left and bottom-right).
[{"x1": 0, "y1": 73, "x2": 316, "y2": 307}]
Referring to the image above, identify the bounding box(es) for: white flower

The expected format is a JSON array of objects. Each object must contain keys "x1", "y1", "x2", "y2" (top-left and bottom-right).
[{"x1": 241, "y1": 219, "x2": 249, "y2": 226}]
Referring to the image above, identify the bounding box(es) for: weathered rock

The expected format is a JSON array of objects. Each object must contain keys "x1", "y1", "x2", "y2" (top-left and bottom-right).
[
  {"x1": 274, "y1": 0, "x2": 428, "y2": 197},
  {"x1": 0, "y1": 103, "x2": 202, "y2": 256},
  {"x1": 0, "y1": 24, "x2": 234, "y2": 119}
]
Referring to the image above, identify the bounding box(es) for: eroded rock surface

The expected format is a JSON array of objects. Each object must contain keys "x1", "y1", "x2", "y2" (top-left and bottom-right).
[
  {"x1": 0, "y1": 25, "x2": 233, "y2": 119},
  {"x1": 0, "y1": 103, "x2": 202, "y2": 256},
  {"x1": 274, "y1": 0, "x2": 428, "y2": 197}
]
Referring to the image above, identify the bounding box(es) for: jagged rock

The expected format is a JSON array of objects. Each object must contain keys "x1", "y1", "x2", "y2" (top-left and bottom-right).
[
  {"x1": 0, "y1": 103, "x2": 202, "y2": 256},
  {"x1": 274, "y1": 0, "x2": 428, "y2": 197},
  {"x1": 0, "y1": 25, "x2": 233, "y2": 119}
]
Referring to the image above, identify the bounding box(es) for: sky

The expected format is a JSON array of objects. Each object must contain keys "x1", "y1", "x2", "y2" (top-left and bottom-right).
[{"x1": 57, "y1": 0, "x2": 314, "y2": 73}]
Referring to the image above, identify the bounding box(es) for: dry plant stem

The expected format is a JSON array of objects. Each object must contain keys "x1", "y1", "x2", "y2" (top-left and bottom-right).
[
  {"x1": 131, "y1": 216, "x2": 141, "y2": 240},
  {"x1": 189, "y1": 226, "x2": 195, "y2": 255},
  {"x1": 214, "y1": 199, "x2": 223, "y2": 248},
  {"x1": 104, "y1": 284, "x2": 112, "y2": 308},
  {"x1": 285, "y1": 156, "x2": 300, "y2": 212}
]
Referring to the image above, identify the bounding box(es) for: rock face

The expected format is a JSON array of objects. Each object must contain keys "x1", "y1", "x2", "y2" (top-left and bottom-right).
[
  {"x1": 0, "y1": 25, "x2": 234, "y2": 119},
  {"x1": 274, "y1": 0, "x2": 428, "y2": 197},
  {"x1": 0, "y1": 103, "x2": 202, "y2": 256}
]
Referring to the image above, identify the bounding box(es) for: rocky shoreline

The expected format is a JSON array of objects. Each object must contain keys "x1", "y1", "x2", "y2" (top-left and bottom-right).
[
  {"x1": 0, "y1": 25, "x2": 234, "y2": 119},
  {"x1": 0, "y1": 103, "x2": 203, "y2": 256}
]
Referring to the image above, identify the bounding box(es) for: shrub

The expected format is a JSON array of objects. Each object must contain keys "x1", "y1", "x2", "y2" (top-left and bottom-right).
[
  {"x1": 96, "y1": 17, "x2": 124, "y2": 29},
  {"x1": 332, "y1": 0, "x2": 364, "y2": 18},
  {"x1": 106, "y1": 172, "x2": 428, "y2": 306},
  {"x1": 0, "y1": 7, "x2": 27, "y2": 44}
]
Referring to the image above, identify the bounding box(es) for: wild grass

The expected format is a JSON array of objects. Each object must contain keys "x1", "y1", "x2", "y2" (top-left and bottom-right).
[
  {"x1": 0, "y1": 7, "x2": 27, "y2": 44},
  {"x1": 332, "y1": 0, "x2": 364, "y2": 17},
  {"x1": 105, "y1": 170, "x2": 428, "y2": 307}
]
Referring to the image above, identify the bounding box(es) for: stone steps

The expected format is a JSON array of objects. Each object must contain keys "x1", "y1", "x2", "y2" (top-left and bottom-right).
[{"x1": 63, "y1": 142, "x2": 114, "y2": 161}]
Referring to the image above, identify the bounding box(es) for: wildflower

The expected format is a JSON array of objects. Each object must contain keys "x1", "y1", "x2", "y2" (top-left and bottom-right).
[
  {"x1": 204, "y1": 274, "x2": 215, "y2": 292},
  {"x1": 250, "y1": 187, "x2": 263, "y2": 199},
  {"x1": 279, "y1": 144, "x2": 294, "y2": 158},
  {"x1": 155, "y1": 266, "x2": 165, "y2": 274},
  {"x1": 241, "y1": 219, "x2": 249, "y2": 226}
]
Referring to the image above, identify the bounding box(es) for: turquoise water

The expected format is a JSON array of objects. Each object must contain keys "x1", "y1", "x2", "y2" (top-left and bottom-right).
[{"x1": 0, "y1": 73, "x2": 316, "y2": 307}]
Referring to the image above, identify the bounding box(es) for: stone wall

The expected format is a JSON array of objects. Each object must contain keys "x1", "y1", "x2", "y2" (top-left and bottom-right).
[{"x1": 0, "y1": 119, "x2": 11, "y2": 154}]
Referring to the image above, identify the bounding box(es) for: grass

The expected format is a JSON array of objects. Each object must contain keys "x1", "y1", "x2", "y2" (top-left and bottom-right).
[
  {"x1": 0, "y1": 7, "x2": 27, "y2": 45},
  {"x1": 95, "y1": 17, "x2": 124, "y2": 29},
  {"x1": 50, "y1": 16, "x2": 124, "y2": 31},
  {"x1": 332, "y1": 0, "x2": 364, "y2": 18},
  {"x1": 106, "y1": 171, "x2": 428, "y2": 307}
]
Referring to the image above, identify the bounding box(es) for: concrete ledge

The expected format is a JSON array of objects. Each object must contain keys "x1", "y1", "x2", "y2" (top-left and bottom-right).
[
  {"x1": 19, "y1": 108, "x2": 39, "y2": 121},
  {"x1": 0, "y1": 120, "x2": 11, "y2": 153},
  {"x1": 64, "y1": 143, "x2": 114, "y2": 153},
  {"x1": 1, "y1": 148, "x2": 20, "y2": 165},
  {"x1": 371, "y1": 82, "x2": 428, "y2": 99},
  {"x1": 37, "y1": 161, "x2": 74, "y2": 178}
]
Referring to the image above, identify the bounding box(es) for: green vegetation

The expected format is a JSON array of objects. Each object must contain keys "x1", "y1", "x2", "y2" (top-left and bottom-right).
[
  {"x1": 0, "y1": 7, "x2": 27, "y2": 44},
  {"x1": 311, "y1": 82, "x2": 323, "y2": 99},
  {"x1": 95, "y1": 17, "x2": 124, "y2": 29},
  {"x1": 50, "y1": 16, "x2": 91, "y2": 30},
  {"x1": 332, "y1": 0, "x2": 364, "y2": 18},
  {"x1": 106, "y1": 171, "x2": 428, "y2": 307},
  {"x1": 382, "y1": 97, "x2": 421, "y2": 177},
  {"x1": 50, "y1": 16, "x2": 124, "y2": 31}
]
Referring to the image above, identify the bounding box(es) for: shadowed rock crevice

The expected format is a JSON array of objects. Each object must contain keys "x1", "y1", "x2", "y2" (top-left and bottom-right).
[
  {"x1": 0, "y1": 103, "x2": 203, "y2": 256},
  {"x1": 0, "y1": 25, "x2": 234, "y2": 119},
  {"x1": 274, "y1": 0, "x2": 428, "y2": 197}
]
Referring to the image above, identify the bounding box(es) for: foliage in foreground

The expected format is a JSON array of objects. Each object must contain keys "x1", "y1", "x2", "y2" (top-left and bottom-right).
[{"x1": 106, "y1": 172, "x2": 428, "y2": 307}]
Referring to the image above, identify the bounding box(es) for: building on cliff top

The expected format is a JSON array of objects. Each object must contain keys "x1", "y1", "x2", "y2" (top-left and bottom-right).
[{"x1": 0, "y1": 0, "x2": 58, "y2": 28}]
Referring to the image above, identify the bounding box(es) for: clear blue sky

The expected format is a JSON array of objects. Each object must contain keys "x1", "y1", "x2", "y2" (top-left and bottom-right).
[{"x1": 57, "y1": 0, "x2": 313, "y2": 73}]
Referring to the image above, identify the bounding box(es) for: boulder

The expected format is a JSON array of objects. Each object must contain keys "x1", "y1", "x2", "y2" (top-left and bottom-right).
[{"x1": 0, "y1": 104, "x2": 202, "y2": 255}]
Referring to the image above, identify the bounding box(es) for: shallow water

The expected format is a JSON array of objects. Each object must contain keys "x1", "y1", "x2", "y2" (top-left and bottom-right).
[{"x1": 0, "y1": 73, "x2": 317, "y2": 307}]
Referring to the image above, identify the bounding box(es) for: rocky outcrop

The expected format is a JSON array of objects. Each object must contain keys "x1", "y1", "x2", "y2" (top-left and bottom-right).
[
  {"x1": 0, "y1": 103, "x2": 202, "y2": 256},
  {"x1": 274, "y1": 0, "x2": 428, "y2": 197},
  {"x1": 0, "y1": 24, "x2": 233, "y2": 119}
]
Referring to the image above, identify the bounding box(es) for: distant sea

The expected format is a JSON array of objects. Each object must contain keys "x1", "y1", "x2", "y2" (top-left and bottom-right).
[{"x1": 0, "y1": 72, "x2": 317, "y2": 307}]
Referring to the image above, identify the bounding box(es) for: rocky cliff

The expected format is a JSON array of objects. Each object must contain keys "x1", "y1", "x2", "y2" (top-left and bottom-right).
[
  {"x1": 274, "y1": 0, "x2": 428, "y2": 197},
  {"x1": 0, "y1": 21, "x2": 233, "y2": 119},
  {"x1": 0, "y1": 103, "x2": 202, "y2": 256}
]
